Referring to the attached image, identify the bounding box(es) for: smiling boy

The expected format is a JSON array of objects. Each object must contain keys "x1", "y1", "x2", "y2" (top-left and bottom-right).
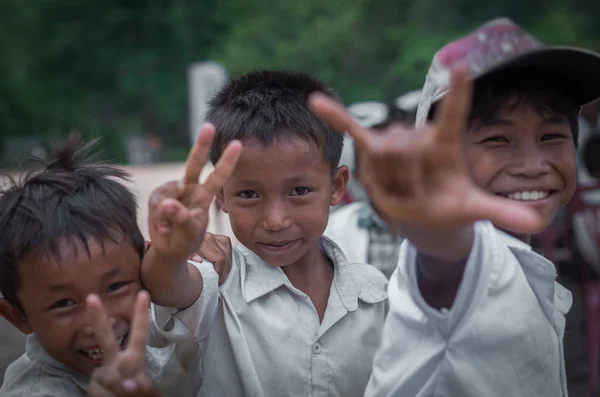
[
  {"x1": 143, "y1": 71, "x2": 388, "y2": 397},
  {"x1": 310, "y1": 17, "x2": 600, "y2": 397},
  {"x1": 0, "y1": 135, "x2": 168, "y2": 396}
]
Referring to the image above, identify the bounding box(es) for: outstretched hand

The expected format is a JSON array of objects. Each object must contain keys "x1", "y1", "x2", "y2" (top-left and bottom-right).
[
  {"x1": 148, "y1": 123, "x2": 242, "y2": 263},
  {"x1": 309, "y1": 67, "x2": 544, "y2": 234},
  {"x1": 86, "y1": 291, "x2": 160, "y2": 397}
]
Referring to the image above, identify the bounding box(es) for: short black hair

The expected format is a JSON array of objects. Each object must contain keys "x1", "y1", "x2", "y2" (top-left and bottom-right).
[
  {"x1": 428, "y1": 68, "x2": 580, "y2": 145},
  {"x1": 0, "y1": 133, "x2": 145, "y2": 310},
  {"x1": 583, "y1": 134, "x2": 600, "y2": 177},
  {"x1": 207, "y1": 70, "x2": 344, "y2": 172}
]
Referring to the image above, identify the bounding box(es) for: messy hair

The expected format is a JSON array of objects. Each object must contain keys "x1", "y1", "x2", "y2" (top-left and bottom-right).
[
  {"x1": 0, "y1": 133, "x2": 145, "y2": 310},
  {"x1": 207, "y1": 70, "x2": 344, "y2": 172}
]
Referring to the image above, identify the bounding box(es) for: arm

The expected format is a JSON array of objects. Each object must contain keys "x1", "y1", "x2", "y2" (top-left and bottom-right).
[{"x1": 141, "y1": 247, "x2": 202, "y2": 309}]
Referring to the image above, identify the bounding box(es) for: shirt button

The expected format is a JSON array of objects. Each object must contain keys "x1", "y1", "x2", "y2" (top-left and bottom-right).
[{"x1": 313, "y1": 343, "x2": 322, "y2": 354}]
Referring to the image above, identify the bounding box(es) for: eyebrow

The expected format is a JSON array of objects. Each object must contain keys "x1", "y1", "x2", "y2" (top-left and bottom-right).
[{"x1": 47, "y1": 268, "x2": 122, "y2": 293}]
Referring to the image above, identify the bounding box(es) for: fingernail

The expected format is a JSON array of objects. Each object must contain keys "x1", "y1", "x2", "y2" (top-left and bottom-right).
[
  {"x1": 192, "y1": 255, "x2": 203, "y2": 262},
  {"x1": 123, "y1": 379, "x2": 137, "y2": 392},
  {"x1": 166, "y1": 203, "x2": 176, "y2": 214}
]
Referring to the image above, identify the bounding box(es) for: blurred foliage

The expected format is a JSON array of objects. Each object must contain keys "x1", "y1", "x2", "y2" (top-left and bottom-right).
[{"x1": 1, "y1": 0, "x2": 599, "y2": 163}]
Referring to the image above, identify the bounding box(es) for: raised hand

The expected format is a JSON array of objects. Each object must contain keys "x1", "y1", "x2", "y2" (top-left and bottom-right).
[
  {"x1": 148, "y1": 123, "x2": 242, "y2": 263},
  {"x1": 86, "y1": 291, "x2": 160, "y2": 397},
  {"x1": 309, "y1": 67, "x2": 544, "y2": 234}
]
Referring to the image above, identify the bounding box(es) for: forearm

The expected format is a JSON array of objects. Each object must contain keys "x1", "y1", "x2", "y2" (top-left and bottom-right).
[{"x1": 141, "y1": 247, "x2": 203, "y2": 309}]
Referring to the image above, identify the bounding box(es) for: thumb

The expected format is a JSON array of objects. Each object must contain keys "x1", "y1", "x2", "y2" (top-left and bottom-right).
[{"x1": 463, "y1": 189, "x2": 546, "y2": 234}]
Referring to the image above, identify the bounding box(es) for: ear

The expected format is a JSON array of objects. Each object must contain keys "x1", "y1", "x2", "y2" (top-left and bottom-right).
[
  {"x1": 215, "y1": 188, "x2": 228, "y2": 214},
  {"x1": 330, "y1": 166, "x2": 350, "y2": 206},
  {"x1": 0, "y1": 299, "x2": 33, "y2": 334}
]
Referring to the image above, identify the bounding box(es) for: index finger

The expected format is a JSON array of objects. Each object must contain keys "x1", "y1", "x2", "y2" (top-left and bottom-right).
[
  {"x1": 86, "y1": 294, "x2": 119, "y2": 362},
  {"x1": 308, "y1": 93, "x2": 372, "y2": 150},
  {"x1": 201, "y1": 139, "x2": 243, "y2": 197},
  {"x1": 126, "y1": 290, "x2": 150, "y2": 357},
  {"x1": 433, "y1": 66, "x2": 473, "y2": 144},
  {"x1": 183, "y1": 123, "x2": 216, "y2": 184}
]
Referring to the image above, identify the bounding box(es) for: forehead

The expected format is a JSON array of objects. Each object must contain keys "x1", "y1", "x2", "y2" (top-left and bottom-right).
[
  {"x1": 229, "y1": 137, "x2": 330, "y2": 181},
  {"x1": 19, "y1": 236, "x2": 140, "y2": 288}
]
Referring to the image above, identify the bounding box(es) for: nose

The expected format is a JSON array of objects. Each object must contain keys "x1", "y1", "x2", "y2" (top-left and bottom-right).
[
  {"x1": 508, "y1": 143, "x2": 551, "y2": 178},
  {"x1": 262, "y1": 199, "x2": 291, "y2": 231}
]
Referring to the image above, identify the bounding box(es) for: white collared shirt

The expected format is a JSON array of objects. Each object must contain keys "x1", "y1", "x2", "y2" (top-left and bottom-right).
[
  {"x1": 151, "y1": 237, "x2": 388, "y2": 397},
  {"x1": 366, "y1": 221, "x2": 572, "y2": 397}
]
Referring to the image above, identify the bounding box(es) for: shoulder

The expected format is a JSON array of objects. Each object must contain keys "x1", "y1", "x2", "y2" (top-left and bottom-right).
[{"x1": 1, "y1": 355, "x2": 85, "y2": 397}]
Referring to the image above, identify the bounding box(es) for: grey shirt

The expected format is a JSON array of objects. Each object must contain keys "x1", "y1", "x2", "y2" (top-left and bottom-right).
[{"x1": 1, "y1": 330, "x2": 173, "y2": 396}]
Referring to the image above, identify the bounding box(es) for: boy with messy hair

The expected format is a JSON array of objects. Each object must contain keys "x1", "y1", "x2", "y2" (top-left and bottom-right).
[
  {"x1": 310, "y1": 18, "x2": 600, "y2": 396},
  {"x1": 143, "y1": 70, "x2": 388, "y2": 396},
  {"x1": 0, "y1": 133, "x2": 236, "y2": 397},
  {"x1": 0, "y1": 134, "x2": 170, "y2": 396}
]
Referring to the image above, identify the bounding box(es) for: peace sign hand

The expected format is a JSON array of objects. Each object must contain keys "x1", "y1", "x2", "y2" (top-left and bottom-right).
[
  {"x1": 309, "y1": 67, "x2": 544, "y2": 235},
  {"x1": 148, "y1": 123, "x2": 242, "y2": 263},
  {"x1": 86, "y1": 291, "x2": 160, "y2": 397}
]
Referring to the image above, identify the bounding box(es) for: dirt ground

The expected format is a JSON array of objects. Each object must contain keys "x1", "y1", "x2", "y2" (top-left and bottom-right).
[{"x1": 0, "y1": 163, "x2": 593, "y2": 396}]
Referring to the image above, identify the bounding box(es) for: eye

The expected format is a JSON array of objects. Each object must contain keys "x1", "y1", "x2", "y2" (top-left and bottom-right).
[
  {"x1": 481, "y1": 135, "x2": 509, "y2": 144},
  {"x1": 541, "y1": 133, "x2": 568, "y2": 141},
  {"x1": 237, "y1": 190, "x2": 258, "y2": 199},
  {"x1": 290, "y1": 187, "x2": 311, "y2": 196},
  {"x1": 49, "y1": 299, "x2": 76, "y2": 310},
  {"x1": 107, "y1": 281, "x2": 130, "y2": 294}
]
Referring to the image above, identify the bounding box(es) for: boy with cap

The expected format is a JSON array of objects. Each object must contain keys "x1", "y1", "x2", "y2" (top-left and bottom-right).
[{"x1": 311, "y1": 17, "x2": 600, "y2": 396}]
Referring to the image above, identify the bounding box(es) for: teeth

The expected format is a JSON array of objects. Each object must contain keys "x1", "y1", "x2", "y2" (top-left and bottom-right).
[
  {"x1": 82, "y1": 348, "x2": 103, "y2": 360},
  {"x1": 507, "y1": 191, "x2": 549, "y2": 201}
]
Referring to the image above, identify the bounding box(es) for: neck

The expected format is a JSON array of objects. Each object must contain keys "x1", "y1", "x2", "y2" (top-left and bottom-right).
[{"x1": 281, "y1": 242, "x2": 333, "y2": 294}]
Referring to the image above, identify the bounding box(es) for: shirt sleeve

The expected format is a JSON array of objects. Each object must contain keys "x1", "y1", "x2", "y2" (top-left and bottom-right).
[{"x1": 149, "y1": 260, "x2": 220, "y2": 344}]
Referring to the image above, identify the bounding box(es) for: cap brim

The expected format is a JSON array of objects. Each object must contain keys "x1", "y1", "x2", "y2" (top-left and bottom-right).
[{"x1": 478, "y1": 46, "x2": 600, "y2": 107}]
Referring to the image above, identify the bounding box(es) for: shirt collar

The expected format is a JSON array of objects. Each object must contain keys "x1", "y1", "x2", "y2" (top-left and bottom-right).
[
  {"x1": 26, "y1": 334, "x2": 90, "y2": 391},
  {"x1": 239, "y1": 237, "x2": 387, "y2": 309}
]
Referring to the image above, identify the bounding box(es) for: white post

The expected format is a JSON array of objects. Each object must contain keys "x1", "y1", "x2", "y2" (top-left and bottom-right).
[{"x1": 188, "y1": 61, "x2": 228, "y2": 145}]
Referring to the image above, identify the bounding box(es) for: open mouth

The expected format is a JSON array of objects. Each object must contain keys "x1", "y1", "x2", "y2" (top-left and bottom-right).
[
  {"x1": 498, "y1": 190, "x2": 557, "y2": 202},
  {"x1": 80, "y1": 334, "x2": 128, "y2": 361}
]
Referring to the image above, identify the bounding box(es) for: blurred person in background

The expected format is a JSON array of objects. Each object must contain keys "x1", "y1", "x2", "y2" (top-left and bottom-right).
[{"x1": 325, "y1": 91, "x2": 420, "y2": 278}]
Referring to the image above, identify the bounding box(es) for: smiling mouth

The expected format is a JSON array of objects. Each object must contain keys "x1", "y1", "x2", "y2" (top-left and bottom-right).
[
  {"x1": 80, "y1": 334, "x2": 127, "y2": 361},
  {"x1": 258, "y1": 240, "x2": 299, "y2": 251},
  {"x1": 497, "y1": 190, "x2": 557, "y2": 201}
]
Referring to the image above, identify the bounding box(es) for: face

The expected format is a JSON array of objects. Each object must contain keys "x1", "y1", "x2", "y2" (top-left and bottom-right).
[
  {"x1": 12, "y1": 237, "x2": 142, "y2": 376},
  {"x1": 464, "y1": 100, "x2": 577, "y2": 234},
  {"x1": 218, "y1": 136, "x2": 348, "y2": 267}
]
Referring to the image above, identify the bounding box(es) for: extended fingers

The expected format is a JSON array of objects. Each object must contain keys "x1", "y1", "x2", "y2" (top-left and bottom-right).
[
  {"x1": 183, "y1": 124, "x2": 216, "y2": 184},
  {"x1": 308, "y1": 93, "x2": 372, "y2": 150},
  {"x1": 125, "y1": 291, "x2": 150, "y2": 359},
  {"x1": 433, "y1": 66, "x2": 473, "y2": 144},
  {"x1": 201, "y1": 139, "x2": 243, "y2": 199},
  {"x1": 86, "y1": 294, "x2": 119, "y2": 362}
]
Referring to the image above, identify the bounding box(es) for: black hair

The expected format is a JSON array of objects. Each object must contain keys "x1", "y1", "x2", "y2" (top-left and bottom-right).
[
  {"x1": 428, "y1": 68, "x2": 580, "y2": 145},
  {"x1": 0, "y1": 133, "x2": 145, "y2": 311},
  {"x1": 583, "y1": 133, "x2": 600, "y2": 177},
  {"x1": 206, "y1": 70, "x2": 344, "y2": 173}
]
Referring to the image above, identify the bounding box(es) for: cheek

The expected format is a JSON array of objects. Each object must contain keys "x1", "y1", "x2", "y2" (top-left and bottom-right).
[
  {"x1": 227, "y1": 207, "x2": 258, "y2": 236},
  {"x1": 464, "y1": 147, "x2": 501, "y2": 189}
]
